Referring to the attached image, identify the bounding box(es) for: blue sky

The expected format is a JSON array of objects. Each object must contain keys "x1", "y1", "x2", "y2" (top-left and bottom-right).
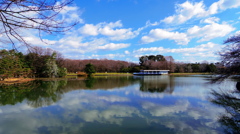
[{"x1": 17, "y1": 0, "x2": 240, "y2": 63}]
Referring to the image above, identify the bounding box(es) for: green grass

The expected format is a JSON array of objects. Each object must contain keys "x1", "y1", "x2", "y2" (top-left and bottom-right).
[{"x1": 67, "y1": 73, "x2": 78, "y2": 76}]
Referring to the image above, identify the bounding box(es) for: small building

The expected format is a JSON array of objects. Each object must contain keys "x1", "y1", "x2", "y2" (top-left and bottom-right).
[{"x1": 133, "y1": 70, "x2": 169, "y2": 75}]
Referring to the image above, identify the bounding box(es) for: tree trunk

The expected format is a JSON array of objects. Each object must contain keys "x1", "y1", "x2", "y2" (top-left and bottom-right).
[{"x1": 236, "y1": 82, "x2": 240, "y2": 91}]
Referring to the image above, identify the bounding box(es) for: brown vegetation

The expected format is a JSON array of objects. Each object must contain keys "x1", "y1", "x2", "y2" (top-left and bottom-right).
[
  {"x1": 0, "y1": 78, "x2": 35, "y2": 84},
  {"x1": 62, "y1": 59, "x2": 133, "y2": 73}
]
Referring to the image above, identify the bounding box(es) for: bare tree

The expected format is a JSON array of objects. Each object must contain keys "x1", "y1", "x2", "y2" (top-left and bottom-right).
[
  {"x1": 213, "y1": 34, "x2": 240, "y2": 82},
  {"x1": 0, "y1": 0, "x2": 77, "y2": 49}
]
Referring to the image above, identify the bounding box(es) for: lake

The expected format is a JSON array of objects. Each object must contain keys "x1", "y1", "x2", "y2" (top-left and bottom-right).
[{"x1": 0, "y1": 75, "x2": 239, "y2": 134}]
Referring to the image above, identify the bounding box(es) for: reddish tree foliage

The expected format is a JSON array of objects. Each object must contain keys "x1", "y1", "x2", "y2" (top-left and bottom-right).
[{"x1": 62, "y1": 59, "x2": 132, "y2": 73}]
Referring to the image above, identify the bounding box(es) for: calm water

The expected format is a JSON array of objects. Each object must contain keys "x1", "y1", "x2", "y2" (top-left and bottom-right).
[{"x1": 0, "y1": 75, "x2": 239, "y2": 134}]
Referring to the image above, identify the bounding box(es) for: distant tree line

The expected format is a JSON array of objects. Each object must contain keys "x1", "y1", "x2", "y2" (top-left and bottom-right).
[
  {"x1": 138, "y1": 55, "x2": 175, "y2": 72},
  {"x1": 174, "y1": 62, "x2": 217, "y2": 73},
  {"x1": 60, "y1": 54, "x2": 218, "y2": 74},
  {"x1": 137, "y1": 54, "x2": 217, "y2": 73},
  {"x1": 0, "y1": 48, "x2": 220, "y2": 80},
  {"x1": 61, "y1": 59, "x2": 137, "y2": 73}
]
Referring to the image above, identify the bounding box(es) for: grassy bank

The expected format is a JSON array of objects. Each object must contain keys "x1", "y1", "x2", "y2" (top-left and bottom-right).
[{"x1": 0, "y1": 78, "x2": 35, "y2": 84}]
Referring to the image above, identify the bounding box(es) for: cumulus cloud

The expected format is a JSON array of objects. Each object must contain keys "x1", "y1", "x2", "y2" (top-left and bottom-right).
[
  {"x1": 79, "y1": 24, "x2": 99, "y2": 36},
  {"x1": 55, "y1": 37, "x2": 107, "y2": 54},
  {"x1": 201, "y1": 17, "x2": 220, "y2": 24},
  {"x1": 161, "y1": 1, "x2": 208, "y2": 24},
  {"x1": 79, "y1": 105, "x2": 140, "y2": 125},
  {"x1": 124, "y1": 50, "x2": 130, "y2": 54},
  {"x1": 141, "y1": 100, "x2": 190, "y2": 117},
  {"x1": 79, "y1": 20, "x2": 140, "y2": 40},
  {"x1": 162, "y1": 0, "x2": 240, "y2": 24},
  {"x1": 187, "y1": 22, "x2": 235, "y2": 42},
  {"x1": 133, "y1": 42, "x2": 222, "y2": 61},
  {"x1": 56, "y1": 2, "x2": 84, "y2": 24},
  {"x1": 98, "y1": 43, "x2": 130, "y2": 50},
  {"x1": 142, "y1": 17, "x2": 234, "y2": 45},
  {"x1": 98, "y1": 96, "x2": 130, "y2": 102},
  {"x1": 140, "y1": 29, "x2": 189, "y2": 45},
  {"x1": 91, "y1": 53, "x2": 126, "y2": 59},
  {"x1": 213, "y1": 0, "x2": 240, "y2": 11},
  {"x1": 23, "y1": 36, "x2": 57, "y2": 46}
]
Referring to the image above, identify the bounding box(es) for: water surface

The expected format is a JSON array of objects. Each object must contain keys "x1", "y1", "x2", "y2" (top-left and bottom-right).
[{"x1": 0, "y1": 75, "x2": 238, "y2": 134}]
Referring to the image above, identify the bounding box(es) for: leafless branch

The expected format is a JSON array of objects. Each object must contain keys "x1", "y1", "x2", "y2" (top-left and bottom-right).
[{"x1": 0, "y1": 0, "x2": 77, "y2": 50}]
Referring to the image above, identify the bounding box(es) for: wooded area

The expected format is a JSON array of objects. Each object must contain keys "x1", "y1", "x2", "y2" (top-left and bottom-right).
[
  {"x1": 5, "y1": 33, "x2": 240, "y2": 80},
  {"x1": 0, "y1": 47, "x2": 220, "y2": 80},
  {"x1": 0, "y1": 0, "x2": 233, "y2": 80},
  {"x1": 0, "y1": 47, "x2": 67, "y2": 80}
]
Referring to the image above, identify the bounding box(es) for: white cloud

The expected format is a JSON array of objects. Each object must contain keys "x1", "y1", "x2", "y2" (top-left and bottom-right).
[
  {"x1": 187, "y1": 22, "x2": 235, "y2": 42},
  {"x1": 55, "y1": 2, "x2": 83, "y2": 24},
  {"x1": 161, "y1": 1, "x2": 208, "y2": 24},
  {"x1": 79, "y1": 105, "x2": 140, "y2": 125},
  {"x1": 133, "y1": 42, "x2": 222, "y2": 62},
  {"x1": 99, "y1": 27, "x2": 136, "y2": 40},
  {"x1": 79, "y1": 21, "x2": 140, "y2": 40},
  {"x1": 162, "y1": 0, "x2": 240, "y2": 24},
  {"x1": 98, "y1": 96, "x2": 130, "y2": 102},
  {"x1": 214, "y1": 0, "x2": 240, "y2": 10},
  {"x1": 55, "y1": 37, "x2": 107, "y2": 54},
  {"x1": 79, "y1": 24, "x2": 98, "y2": 36},
  {"x1": 124, "y1": 50, "x2": 130, "y2": 54},
  {"x1": 140, "y1": 29, "x2": 189, "y2": 45},
  {"x1": 91, "y1": 53, "x2": 126, "y2": 59},
  {"x1": 23, "y1": 36, "x2": 56, "y2": 46},
  {"x1": 141, "y1": 100, "x2": 190, "y2": 117},
  {"x1": 97, "y1": 43, "x2": 130, "y2": 50},
  {"x1": 202, "y1": 17, "x2": 220, "y2": 24}
]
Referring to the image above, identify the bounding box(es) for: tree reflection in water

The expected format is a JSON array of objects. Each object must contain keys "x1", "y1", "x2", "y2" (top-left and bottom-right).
[
  {"x1": 210, "y1": 82, "x2": 240, "y2": 134},
  {"x1": 0, "y1": 77, "x2": 138, "y2": 108},
  {"x1": 0, "y1": 80, "x2": 67, "y2": 108},
  {"x1": 85, "y1": 77, "x2": 96, "y2": 88}
]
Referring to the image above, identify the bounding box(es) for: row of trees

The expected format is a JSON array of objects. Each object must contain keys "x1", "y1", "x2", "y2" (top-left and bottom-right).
[
  {"x1": 0, "y1": 47, "x2": 67, "y2": 79},
  {"x1": 59, "y1": 54, "x2": 218, "y2": 74},
  {"x1": 2, "y1": 34, "x2": 238, "y2": 78},
  {"x1": 174, "y1": 62, "x2": 217, "y2": 73},
  {"x1": 61, "y1": 59, "x2": 137, "y2": 73},
  {"x1": 0, "y1": 48, "x2": 220, "y2": 79},
  {"x1": 139, "y1": 55, "x2": 175, "y2": 72},
  {"x1": 137, "y1": 54, "x2": 217, "y2": 73}
]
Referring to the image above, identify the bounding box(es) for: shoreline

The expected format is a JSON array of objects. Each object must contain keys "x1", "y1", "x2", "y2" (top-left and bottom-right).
[
  {"x1": 68, "y1": 72, "x2": 211, "y2": 76},
  {"x1": 0, "y1": 73, "x2": 212, "y2": 84},
  {"x1": 0, "y1": 78, "x2": 35, "y2": 84},
  {"x1": 169, "y1": 73, "x2": 212, "y2": 75}
]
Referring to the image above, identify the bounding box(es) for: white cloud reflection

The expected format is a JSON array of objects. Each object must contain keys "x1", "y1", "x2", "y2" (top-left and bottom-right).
[{"x1": 0, "y1": 76, "x2": 229, "y2": 133}]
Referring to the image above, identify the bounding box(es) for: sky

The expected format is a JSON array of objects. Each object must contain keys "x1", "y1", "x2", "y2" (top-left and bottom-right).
[{"x1": 11, "y1": 0, "x2": 240, "y2": 63}]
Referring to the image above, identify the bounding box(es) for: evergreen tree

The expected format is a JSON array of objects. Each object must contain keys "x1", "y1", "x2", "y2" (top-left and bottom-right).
[{"x1": 84, "y1": 63, "x2": 96, "y2": 76}]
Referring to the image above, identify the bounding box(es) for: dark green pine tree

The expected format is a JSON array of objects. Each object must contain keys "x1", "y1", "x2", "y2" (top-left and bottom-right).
[{"x1": 84, "y1": 63, "x2": 96, "y2": 76}]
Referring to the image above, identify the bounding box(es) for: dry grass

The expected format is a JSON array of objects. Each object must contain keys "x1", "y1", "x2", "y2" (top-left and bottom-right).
[{"x1": 0, "y1": 78, "x2": 35, "y2": 84}]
